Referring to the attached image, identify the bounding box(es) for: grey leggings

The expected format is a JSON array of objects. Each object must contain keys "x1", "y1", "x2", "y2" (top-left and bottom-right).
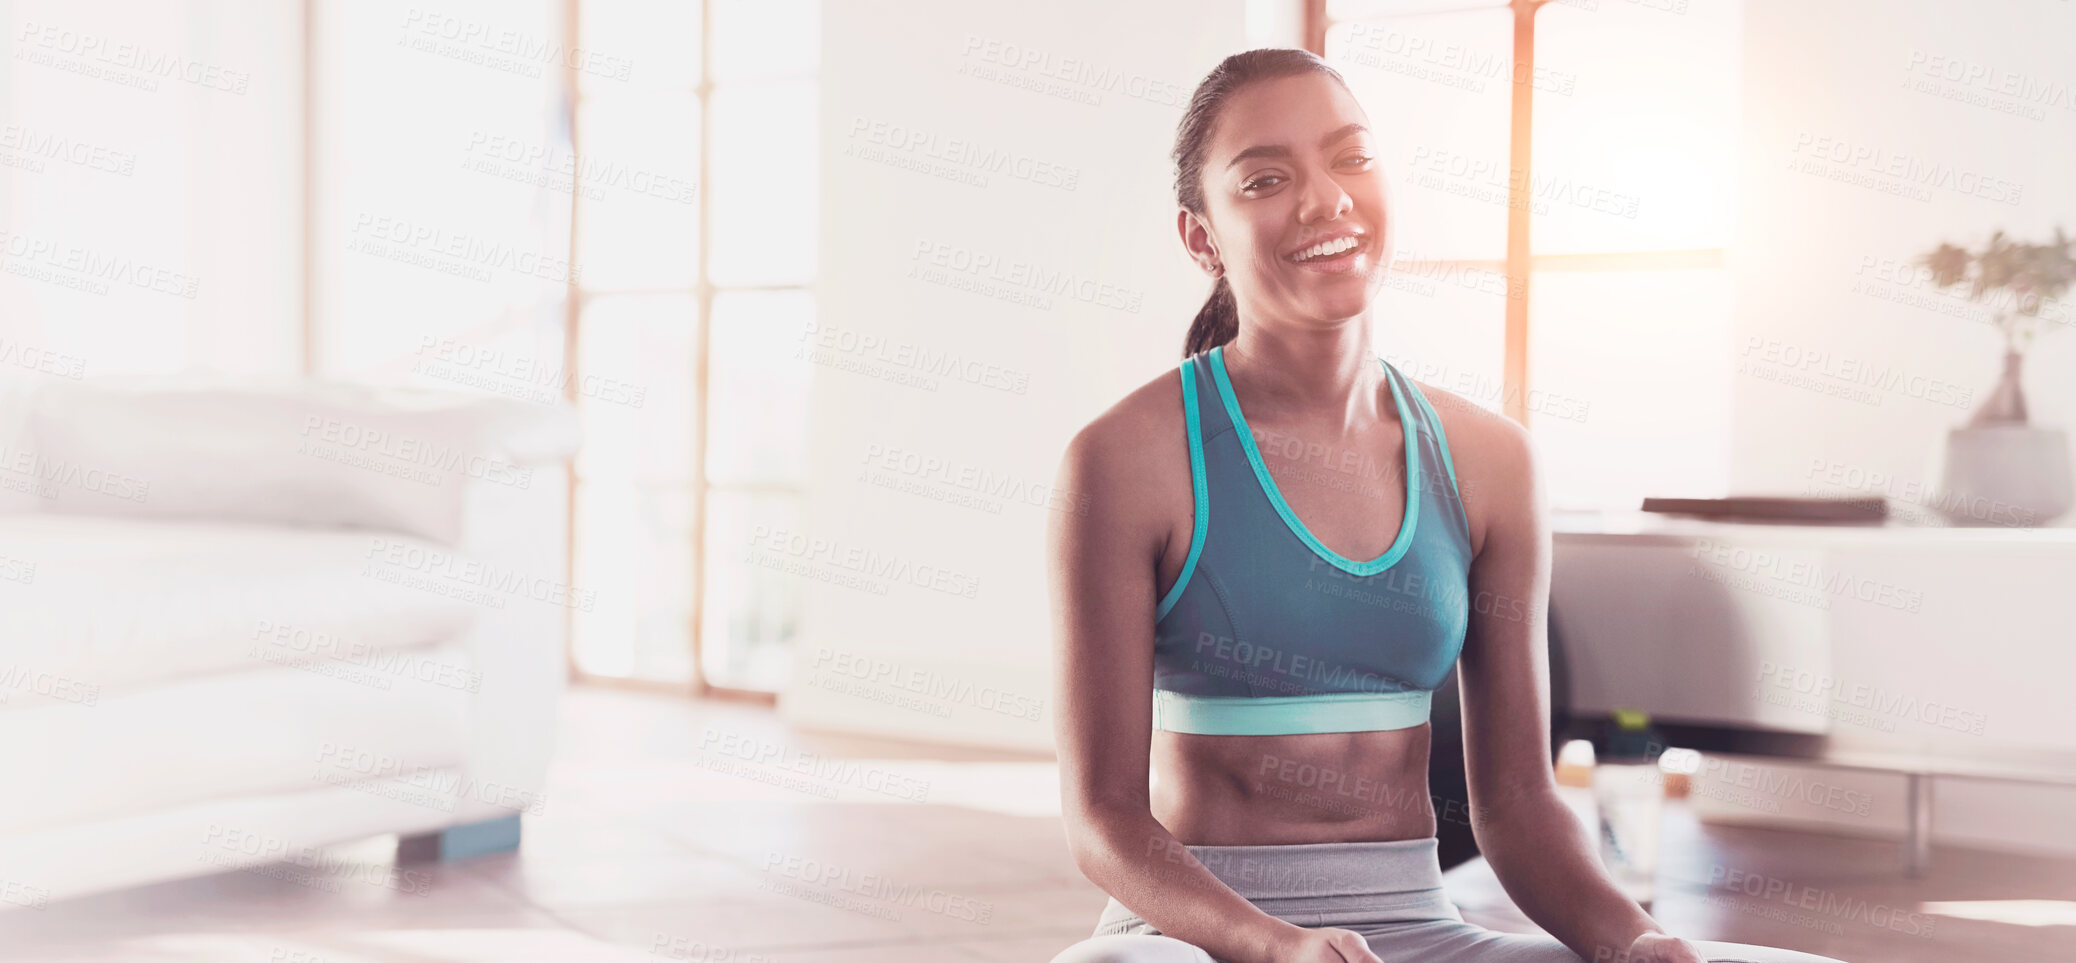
[{"x1": 1047, "y1": 838, "x2": 1849, "y2": 963}]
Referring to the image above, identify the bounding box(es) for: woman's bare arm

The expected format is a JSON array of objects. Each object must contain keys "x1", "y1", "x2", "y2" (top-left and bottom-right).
[
  {"x1": 1453, "y1": 413, "x2": 1665, "y2": 961},
  {"x1": 1046, "y1": 406, "x2": 1312, "y2": 963}
]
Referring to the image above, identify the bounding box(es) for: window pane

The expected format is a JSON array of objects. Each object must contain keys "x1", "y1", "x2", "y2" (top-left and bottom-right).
[
  {"x1": 1527, "y1": 267, "x2": 1733, "y2": 511},
  {"x1": 1371, "y1": 255, "x2": 1510, "y2": 414},
  {"x1": 709, "y1": 290, "x2": 815, "y2": 487},
  {"x1": 577, "y1": 0, "x2": 700, "y2": 92},
  {"x1": 319, "y1": 0, "x2": 570, "y2": 376},
  {"x1": 1531, "y1": 0, "x2": 1741, "y2": 253},
  {"x1": 713, "y1": 0, "x2": 820, "y2": 83},
  {"x1": 1325, "y1": 8, "x2": 1513, "y2": 259},
  {"x1": 573, "y1": 482, "x2": 695, "y2": 682},
  {"x1": 709, "y1": 80, "x2": 818, "y2": 287},
  {"x1": 574, "y1": 93, "x2": 702, "y2": 290},
  {"x1": 703, "y1": 490, "x2": 805, "y2": 691},
  {"x1": 576, "y1": 294, "x2": 699, "y2": 484}
]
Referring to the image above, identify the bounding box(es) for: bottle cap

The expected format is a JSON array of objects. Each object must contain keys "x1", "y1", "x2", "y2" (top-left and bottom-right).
[{"x1": 1599, "y1": 707, "x2": 1663, "y2": 763}]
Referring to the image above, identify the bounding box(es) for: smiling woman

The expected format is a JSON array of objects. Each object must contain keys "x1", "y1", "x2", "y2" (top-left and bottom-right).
[{"x1": 1042, "y1": 47, "x2": 1848, "y2": 963}]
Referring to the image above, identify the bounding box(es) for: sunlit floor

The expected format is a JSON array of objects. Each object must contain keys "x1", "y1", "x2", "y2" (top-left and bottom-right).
[{"x1": 4, "y1": 687, "x2": 2073, "y2": 961}]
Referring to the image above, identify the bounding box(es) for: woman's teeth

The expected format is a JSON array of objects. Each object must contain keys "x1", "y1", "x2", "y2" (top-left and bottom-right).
[{"x1": 1291, "y1": 236, "x2": 1359, "y2": 262}]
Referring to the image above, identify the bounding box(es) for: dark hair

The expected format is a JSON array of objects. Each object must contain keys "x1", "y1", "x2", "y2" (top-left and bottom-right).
[{"x1": 1173, "y1": 48, "x2": 1353, "y2": 358}]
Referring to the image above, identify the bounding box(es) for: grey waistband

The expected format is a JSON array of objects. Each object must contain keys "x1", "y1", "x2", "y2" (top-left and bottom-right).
[
  {"x1": 1104, "y1": 836, "x2": 1462, "y2": 932},
  {"x1": 1180, "y1": 837, "x2": 1448, "y2": 899}
]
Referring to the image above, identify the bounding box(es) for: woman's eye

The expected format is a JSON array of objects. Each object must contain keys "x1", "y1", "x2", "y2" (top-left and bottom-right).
[
  {"x1": 1244, "y1": 175, "x2": 1283, "y2": 191},
  {"x1": 1342, "y1": 154, "x2": 1374, "y2": 167}
]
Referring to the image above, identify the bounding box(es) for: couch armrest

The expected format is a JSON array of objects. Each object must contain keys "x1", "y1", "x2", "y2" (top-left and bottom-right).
[
  {"x1": 18, "y1": 376, "x2": 583, "y2": 544},
  {"x1": 439, "y1": 458, "x2": 577, "y2": 827}
]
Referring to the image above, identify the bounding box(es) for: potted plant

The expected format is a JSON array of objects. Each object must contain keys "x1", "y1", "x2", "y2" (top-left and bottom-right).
[{"x1": 1917, "y1": 227, "x2": 2076, "y2": 526}]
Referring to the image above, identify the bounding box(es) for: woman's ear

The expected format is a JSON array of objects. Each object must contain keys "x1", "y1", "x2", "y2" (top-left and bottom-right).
[{"x1": 1177, "y1": 208, "x2": 1223, "y2": 278}]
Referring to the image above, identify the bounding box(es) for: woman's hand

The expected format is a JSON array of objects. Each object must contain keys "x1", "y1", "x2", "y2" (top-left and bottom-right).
[
  {"x1": 1619, "y1": 932, "x2": 1706, "y2": 963},
  {"x1": 1270, "y1": 926, "x2": 1385, "y2": 962}
]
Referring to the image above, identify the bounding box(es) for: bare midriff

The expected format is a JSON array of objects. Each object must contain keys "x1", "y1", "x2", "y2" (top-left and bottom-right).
[{"x1": 1149, "y1": 725, "x2": 1436, "y2": 845}]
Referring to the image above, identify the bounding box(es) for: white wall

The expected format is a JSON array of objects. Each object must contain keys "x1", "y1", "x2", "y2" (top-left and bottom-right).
[
  {"x1": 786, "y1": 0, "x2": 1282, "y2": 750},
  {"x1": 0, "y1": 0, "x2": 304, "y2": 377},
  {"x1": 1730, "y1": 0, "x2": 2076, "y2": 506},
  {"x1": 1708, "y1": 0, "x2": 2076, "y2": 855}
]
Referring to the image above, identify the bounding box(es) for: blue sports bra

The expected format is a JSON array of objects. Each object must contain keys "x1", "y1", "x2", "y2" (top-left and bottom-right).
[{"x1": 1151, "y1": 345, "x2": 1474, "y2": 736}]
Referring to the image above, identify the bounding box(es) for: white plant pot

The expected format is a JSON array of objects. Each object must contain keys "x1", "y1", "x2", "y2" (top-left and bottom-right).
[{"x1": 1937, "y1": 426, "x2": 2073, "y2": 527}]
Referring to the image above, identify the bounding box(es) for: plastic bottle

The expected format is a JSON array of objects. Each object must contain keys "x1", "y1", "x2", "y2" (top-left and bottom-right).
[{"x1": 1592, "y1": 707, "x2": 1665, "y2": 907}]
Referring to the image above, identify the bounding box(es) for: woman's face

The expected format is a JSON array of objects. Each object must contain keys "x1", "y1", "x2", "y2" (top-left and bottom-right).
[{"x1": 1183, "y1": 72, "x2": 1391, "y2": 328}]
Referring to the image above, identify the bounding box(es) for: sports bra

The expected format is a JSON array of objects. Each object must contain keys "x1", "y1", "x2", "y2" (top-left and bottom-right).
[{"x1": 1151, "y1": 345, "x2": 1474, "y2": 736}]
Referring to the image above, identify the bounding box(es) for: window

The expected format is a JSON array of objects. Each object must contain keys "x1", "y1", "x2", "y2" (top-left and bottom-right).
[
  {"x1": 1319, "y1": 0, "x2": 1738, "y2": 509},
  {"x1": 566, "y1": 0, "x2": 820, "y2": 694}
]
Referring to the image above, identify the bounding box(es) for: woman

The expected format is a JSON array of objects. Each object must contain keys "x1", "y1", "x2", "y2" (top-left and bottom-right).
[{"x1": 1043, "y1": 49, "x2": 1847, "y2": 963}]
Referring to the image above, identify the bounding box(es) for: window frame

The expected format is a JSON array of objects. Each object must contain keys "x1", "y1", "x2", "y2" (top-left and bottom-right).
[
  {"x1": 559, "y1": 0, "x2": 809, "y2": 703},
  {"x1": 1309, "y1": 0, "x2": 1729, "y2": 427}
]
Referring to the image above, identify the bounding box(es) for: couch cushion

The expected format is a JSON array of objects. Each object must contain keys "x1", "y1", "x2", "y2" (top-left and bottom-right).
[
  {"x1": 0, "y1": 649, "x2": 475, "y2": 834},
  {"x1": 0, "y1": 514, "x2": 479, "y2": 710}
]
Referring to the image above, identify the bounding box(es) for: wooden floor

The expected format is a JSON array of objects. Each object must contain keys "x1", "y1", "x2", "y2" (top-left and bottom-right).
[{"x1": 4, "y1": 688, "x2": 2072, "y2": 961}]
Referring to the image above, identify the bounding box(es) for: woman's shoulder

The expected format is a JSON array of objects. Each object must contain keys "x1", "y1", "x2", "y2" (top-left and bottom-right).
[
  {"x1": 1056, "y1": 359, "x2": 1192, "y2": 503},
  {"x1": 1401, "y1": 376, "x2": 1540, "y2": 551}
]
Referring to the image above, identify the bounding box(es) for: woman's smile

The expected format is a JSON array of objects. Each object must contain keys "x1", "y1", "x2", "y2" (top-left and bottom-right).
[{"x1": 1283, "y1": 229, "x2": 1373, "y2": 275}]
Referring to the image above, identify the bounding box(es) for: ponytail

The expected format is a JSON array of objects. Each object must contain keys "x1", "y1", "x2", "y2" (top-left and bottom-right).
[{"x1": 1183, "y1": 275, "x2": 1237, "y2": 358}]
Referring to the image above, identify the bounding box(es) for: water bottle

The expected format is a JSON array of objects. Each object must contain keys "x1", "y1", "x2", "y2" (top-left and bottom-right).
[{"x1": 1592, "y1": 707, "x2": 1665, "y2": 907}]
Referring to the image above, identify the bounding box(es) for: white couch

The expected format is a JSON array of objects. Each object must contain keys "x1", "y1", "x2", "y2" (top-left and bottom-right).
[{"x1": 0, "y1": 373, "x2": 580, "y2": 909}]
